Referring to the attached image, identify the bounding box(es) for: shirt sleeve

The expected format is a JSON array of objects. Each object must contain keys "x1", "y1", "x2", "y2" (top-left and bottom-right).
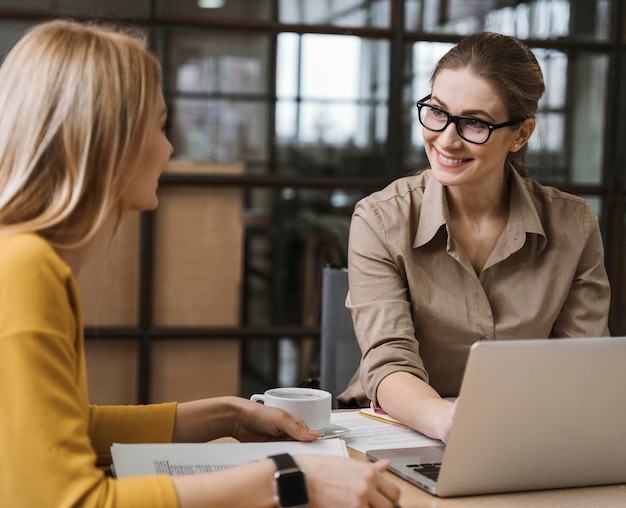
[
  {"x1": 551, "y1": 204, "x2": 611, "y2": 337},
  {"x1": 346, "y1": 200, "x2": 429, "y2": 406}
]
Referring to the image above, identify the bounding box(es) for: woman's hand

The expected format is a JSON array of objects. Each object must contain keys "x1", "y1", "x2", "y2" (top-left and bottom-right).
[
  {"x1": 377, "y1": 372, "x2": 457, "y2": 442},
  {"x1": 173, "y1": 396, "x2": 320, "y2": 443},
  {"x1": 434, "y1": 399, "x2": 457, "y2": 443},
  {"x1": 298, "y1": 456, "x2": 401, "y2": 508},
  {"x1": 173, "y1": 454, "x2": 401, "y2": 508},
  {"x1": 230, "y1": 396, "x2": 321, "y2": 442}
]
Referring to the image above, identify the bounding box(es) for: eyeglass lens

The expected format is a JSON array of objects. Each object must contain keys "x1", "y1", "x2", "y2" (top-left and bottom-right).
[{"x1": 418, "y1": 104, "x2": 491, "y2": 144}]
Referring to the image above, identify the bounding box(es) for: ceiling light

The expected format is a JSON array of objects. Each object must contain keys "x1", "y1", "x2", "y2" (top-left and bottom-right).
[{"x1": 198, "y1": 0, "x2": 224, "y2": 8}]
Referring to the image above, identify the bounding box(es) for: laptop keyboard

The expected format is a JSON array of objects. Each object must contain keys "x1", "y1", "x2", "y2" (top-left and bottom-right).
[{"x1": 406, "y1": 462, "x2": 442, "y2": 481}]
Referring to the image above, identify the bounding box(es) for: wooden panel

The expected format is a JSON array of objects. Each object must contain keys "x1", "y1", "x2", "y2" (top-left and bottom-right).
[
  {"x1": 78, "y1": 211, "x2": 140, "y2": 326},
  {"x1": 80, "y1": 213, "x2": 140, "y2": 405},
  {"x1": 152, "y1": 183, "x2": 243, "y2": 326},
  {"x1": 151, "y1": 340, "x2": 240, "y2": 403},
  {"x1": 85, "y1": 340, "x2": 138, "y2": 405},
  {"x1": 150, "y1": 161, "x2": 244, "y2": 400},
  {"x1": 79, "y1": 160, "x2": 244, "y2": 404}
]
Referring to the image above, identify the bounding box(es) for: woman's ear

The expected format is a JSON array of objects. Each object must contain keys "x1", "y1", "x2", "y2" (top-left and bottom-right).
[{"x1": 510, "y1": 118, "x2": 536, "y2": 152}]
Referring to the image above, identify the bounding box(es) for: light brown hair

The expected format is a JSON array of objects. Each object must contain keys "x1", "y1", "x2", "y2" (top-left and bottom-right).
[
  {"x1": 432, "y1": 32, "x2": 545, "y2": 177},
  {"x1": 0, "y1": 20, "x2": 163, "y2": 247}
]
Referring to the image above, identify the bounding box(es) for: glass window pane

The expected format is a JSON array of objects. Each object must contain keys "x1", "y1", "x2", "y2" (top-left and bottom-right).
[
  {"x1": 528, "y1": 112, "x2": 567, "y2": 180},
  {"x1": 279, "y1": 100, "x2": 385, "y2": 146},
  {"x1": 277, "y1": 33, "x2": 300, "y2": 99},
  {"x1": 406, "y1": 41, "x2": 454, "y2": 168},
  {"x1": 276, "y1": 100, "x2": 298, "y2": 140},
  {"x1": 570, "y1": 52, "x2": 608, "y2": 184},
  {"x1": 536, "y1": 49, "x2": 568, "y2": 110},
  {"x1": 171, "y1": 98, "x2": 268, "y2": 163},
  {"x1": 167, "y1": 30, "x2": 269, "y2": 95},
  {"x1": 411, "y1": 41, "x2": 453, "y2": 100},
  {"x1": 298, "y1": 102, "x2": 363, "y2": 145},
  {"x1": 405, "y1": 0, "x2": 611, "y2": 41},
  {"x1": 300, "y1": 35, "x2": 361, "y2": 100},
  {"x1": 276, "y1": 34, "x2": 388, "y2": 176},
  {"x1": 279, "y1": 0, "x2": 391, "y2": 28}
]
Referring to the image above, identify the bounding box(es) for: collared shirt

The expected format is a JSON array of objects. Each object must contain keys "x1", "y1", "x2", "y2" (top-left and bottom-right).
[{"x1": 338, "y1": 169, "x2": 610, "y2": 407}]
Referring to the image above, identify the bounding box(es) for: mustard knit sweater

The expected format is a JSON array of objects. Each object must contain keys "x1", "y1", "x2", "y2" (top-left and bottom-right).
[{"x1": 0, "y1": 232, "x2": 180, "y2": 507}]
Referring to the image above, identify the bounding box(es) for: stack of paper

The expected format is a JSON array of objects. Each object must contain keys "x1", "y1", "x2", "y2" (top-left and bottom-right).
[{"x1": 111, "y1": 439, "x2": 348, "y2": 478}]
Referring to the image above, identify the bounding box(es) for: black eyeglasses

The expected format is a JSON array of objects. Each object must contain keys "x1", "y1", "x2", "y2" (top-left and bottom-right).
[{"x1": 416, "y1": 95, "x2": 525, "y2": 145}]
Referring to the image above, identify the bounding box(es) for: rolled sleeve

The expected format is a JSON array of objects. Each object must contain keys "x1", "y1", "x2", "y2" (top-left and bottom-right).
[{"x1": 345, "y1": 199, "x2": 428, "y2": 406}]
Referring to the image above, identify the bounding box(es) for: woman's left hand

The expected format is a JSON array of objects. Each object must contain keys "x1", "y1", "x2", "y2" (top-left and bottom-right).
[
  {"x1": 173, "y1": 396, "x2": 321, "y2": 443},
  {"x1": 230, "y1": 396, "x2": 321, "y2": 442}
]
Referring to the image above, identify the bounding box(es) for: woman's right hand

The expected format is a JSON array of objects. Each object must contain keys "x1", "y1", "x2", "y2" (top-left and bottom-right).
[
  {"x1": 434, "y1": 398, "x2": 457, "y2": 443},
  {"x1": 297, "y1": 455, "x2": 401, "y2": 508},
  {"x1": 377, "y1": 372, "x2": 457, "y2": 442},
  {"x1": 173, "y1": 453, "x2": 401, "y2": 508}
]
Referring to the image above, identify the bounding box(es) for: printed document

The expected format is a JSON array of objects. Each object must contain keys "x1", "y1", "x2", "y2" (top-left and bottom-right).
[
  {"x1": 330, "y1": 410, "x2": 440, "y2": 453},
  {"x1": 112, "y1": 439, "x2": 347, "y2": 478}
]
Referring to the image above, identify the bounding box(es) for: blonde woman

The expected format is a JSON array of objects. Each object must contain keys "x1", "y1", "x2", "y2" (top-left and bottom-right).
[{"x1": 0, "y1": 20, "x2": 400, "y2": 508}]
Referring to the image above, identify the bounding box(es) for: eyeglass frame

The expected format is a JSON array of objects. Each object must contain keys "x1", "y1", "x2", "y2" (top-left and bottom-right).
[{"x1": 416, "y1": 95, "x2": 525, "y2": 145}]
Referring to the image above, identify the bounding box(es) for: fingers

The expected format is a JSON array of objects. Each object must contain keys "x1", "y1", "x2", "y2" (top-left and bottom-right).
[
  {"x1": 279, "y1": 410, "x2": 321, "y2": 441},
  {"x1": 372, "y1": 460, "x2": 401, "y2": 507},
  {"x1": 253, "y1": 405, "x2": 320, "y2": 442},
  {"x1": 301, "y1": 456, "x2": 401, "y2": 508},
  {"x1": 373, "y1": 458, "x2": 390, "y2": 471}
]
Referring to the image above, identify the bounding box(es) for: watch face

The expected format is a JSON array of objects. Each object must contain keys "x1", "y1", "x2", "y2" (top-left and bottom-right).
[{"x1": 277, "y1": 470, "x2": 309, "y2": 507}]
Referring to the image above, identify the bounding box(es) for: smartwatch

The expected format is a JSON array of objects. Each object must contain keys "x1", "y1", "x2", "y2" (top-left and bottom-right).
[{"x1": 268, "y1": 453, "x2": 310, "y2": 508}]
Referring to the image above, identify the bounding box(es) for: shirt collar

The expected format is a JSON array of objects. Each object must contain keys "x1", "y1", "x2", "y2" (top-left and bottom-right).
[
  {"x1": 413, "y1": 169, "x2": 547, "y2": 252},
  {"x1": 414, "y1": 171, "x2": 447, "y2": 248}
]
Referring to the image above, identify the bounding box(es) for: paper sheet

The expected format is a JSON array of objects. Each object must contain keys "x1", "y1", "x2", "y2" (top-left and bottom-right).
[
  {"x1": 112, "y1": 439, "x2": 348, "y2": 478},
  {"x1": 330, "y1": 410, "x2": 441, "y2": 453}
]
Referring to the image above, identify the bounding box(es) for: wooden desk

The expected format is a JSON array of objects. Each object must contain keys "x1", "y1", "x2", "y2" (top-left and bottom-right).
[{"x1": 347, "y1": 448, "x2": 626, "y2": 507}]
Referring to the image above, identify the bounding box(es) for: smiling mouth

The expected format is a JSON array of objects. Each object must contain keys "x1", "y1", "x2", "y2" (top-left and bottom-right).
[
  {"x1": 441, "y1": 155, "x2": 464, "y2": 164},
  {"x1": 436, "y1": 149, "x2": 470, "y2": 166}
]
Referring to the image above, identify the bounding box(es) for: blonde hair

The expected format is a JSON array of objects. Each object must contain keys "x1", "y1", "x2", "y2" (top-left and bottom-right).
[{"x1": 0, "y1": 19, "x2": 163, "y2": 247}]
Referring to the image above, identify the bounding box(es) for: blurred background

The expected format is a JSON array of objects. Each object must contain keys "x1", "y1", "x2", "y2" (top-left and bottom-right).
[{"x1": 1, "y1": 0, "x2": 624, "y2": 403}]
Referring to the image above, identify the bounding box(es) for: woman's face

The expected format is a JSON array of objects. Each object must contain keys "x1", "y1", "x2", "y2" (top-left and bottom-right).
[
  {"x1": 423, "y1": 68, "x2": 529, "y2": 192},
  {"x1": 122, "y1": 90, "x2": 173, "y2": 211}
]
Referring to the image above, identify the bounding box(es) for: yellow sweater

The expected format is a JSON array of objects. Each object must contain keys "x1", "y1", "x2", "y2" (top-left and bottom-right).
[{"x1": 0, "y1": 233, "x2": 180, "y2": 507}]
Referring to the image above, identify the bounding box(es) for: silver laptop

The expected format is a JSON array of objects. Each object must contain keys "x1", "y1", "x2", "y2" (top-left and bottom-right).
[{"x1": 366, "y1": 337, "x2": 626, "y2": 497}]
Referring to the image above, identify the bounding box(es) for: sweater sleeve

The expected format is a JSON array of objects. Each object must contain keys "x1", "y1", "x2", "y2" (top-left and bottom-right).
[
  {"x1": 0, "y1": 234, "x2": 179, "y2": 508},
  {"x1": 89, "y1": 403, "x2": 177, "y2": 466}
]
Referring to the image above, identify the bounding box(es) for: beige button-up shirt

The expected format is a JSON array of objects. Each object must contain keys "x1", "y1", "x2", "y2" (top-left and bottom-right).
[{"x1": 338, "y1": 169, "x2": 611, "y2": 407}]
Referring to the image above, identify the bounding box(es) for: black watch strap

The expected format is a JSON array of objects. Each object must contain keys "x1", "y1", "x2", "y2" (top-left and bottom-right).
[
  {"x1": 269, "y1": 453, "x2": 298, "y2": 471},
  {"x1": 269, "y1": 453, "x2": 309, "y2": 508}
]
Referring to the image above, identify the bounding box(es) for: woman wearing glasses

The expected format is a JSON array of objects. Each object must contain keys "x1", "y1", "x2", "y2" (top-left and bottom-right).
[{"x1": 338, "y1": 32, "x2": 610, "y2": 442}]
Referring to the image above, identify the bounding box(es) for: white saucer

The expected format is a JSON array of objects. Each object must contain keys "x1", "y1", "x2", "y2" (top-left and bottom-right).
[{"x1": 318, "y1": 424, "x2": 350, "y2": 440}]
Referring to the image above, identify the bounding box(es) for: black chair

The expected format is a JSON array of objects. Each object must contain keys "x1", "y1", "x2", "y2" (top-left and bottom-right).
[{"x1": 319, "y1": 266, "x2": 362, "y2": 408}]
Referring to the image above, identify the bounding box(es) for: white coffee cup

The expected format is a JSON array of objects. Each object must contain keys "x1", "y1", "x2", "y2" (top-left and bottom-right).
[{"x1": 250, "y1": 387, "x2": 332, "y2": 430}]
